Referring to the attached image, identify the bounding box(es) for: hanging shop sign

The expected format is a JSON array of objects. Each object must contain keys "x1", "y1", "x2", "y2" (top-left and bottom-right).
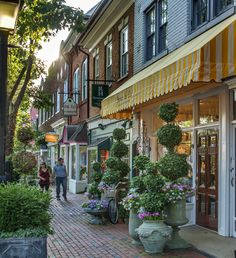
[
  {"x1": 45, "y1": 133, "x2": 59, "y2": 143},
  {"x1": 92, "y1": 84, "x2": 109, "y2": 108},
  {"x1": 63, "y1": 97, "x2": 77, "y2": 116}
]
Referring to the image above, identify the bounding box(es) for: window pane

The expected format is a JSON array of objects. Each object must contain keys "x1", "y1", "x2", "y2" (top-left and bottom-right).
[
  {"x1": 192, "y1": 0, "x2": 208, "y2": 29},
  {"x1": 198, "y1": 96, "x2": 219, "y2": 124},
  {"x1": 146, "y1": 6, "x2": 156, "y2": 60},
  {"x1": 215, "y1": 0, "x2": 233, "y2": 15},
  {"x1": 71, "y1": 146, "x2": 76, "y2": 180},
  {"x1": 175, "y1": 103, "x2": 193, "y2": 127}
]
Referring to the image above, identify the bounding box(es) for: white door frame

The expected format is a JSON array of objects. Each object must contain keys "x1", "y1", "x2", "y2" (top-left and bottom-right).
[{"x1": 230, "y1": 123, "x2": 236, "y2": 237}]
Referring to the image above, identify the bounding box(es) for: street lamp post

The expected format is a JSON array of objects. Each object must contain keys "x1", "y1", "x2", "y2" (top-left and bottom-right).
[{"x1": 0, "y1": 0, "x2": 22, "y2": 182}]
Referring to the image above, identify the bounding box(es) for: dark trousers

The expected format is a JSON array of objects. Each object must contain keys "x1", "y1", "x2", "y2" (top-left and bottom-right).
[
  {"x1": 56, "y1": 177, "x2": 67, "y2": 198},
  {"x1": 40, "y1": 183, "x2": 49, "y2": 191}
]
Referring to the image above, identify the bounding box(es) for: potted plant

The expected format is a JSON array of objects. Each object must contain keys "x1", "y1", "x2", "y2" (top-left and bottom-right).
[
  {"x1": 121, "y1": 188, "x2": 142, "y2": 245},
  {"x1": 82, "y1": 199, "x2": 109, "y2": 225},
  {"x1": 136, "y1": 171, "x2": 172, "y2": 254},
  {"x1": 0, "y1": 184, "x2": 52, "y2": 258},
  {"x1": 156, "y1": 102, "x2": 192, "y2": 249}
]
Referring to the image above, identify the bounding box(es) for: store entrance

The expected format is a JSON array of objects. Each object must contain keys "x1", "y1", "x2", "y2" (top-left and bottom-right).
[{"x1": 196, "y1": 129, "x2": 218, "y2": 231}]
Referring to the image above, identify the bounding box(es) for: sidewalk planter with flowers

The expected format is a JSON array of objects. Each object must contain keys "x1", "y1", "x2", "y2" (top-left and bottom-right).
[
  {"x1": 136, "y1": 212, "x2": 172, "y2": 254},
  {"x1": 156, "y1": 103, "x2": 193, "y2": 249},
  {"x1": 0, "y1": 184, "x2": 52, "y2": 258},
  {"x1": 82, "y1": 199, "x2": 109, "y2": 225},
  {"x1": 122, "y1": 190, "x2": 142, "y2": 245}
]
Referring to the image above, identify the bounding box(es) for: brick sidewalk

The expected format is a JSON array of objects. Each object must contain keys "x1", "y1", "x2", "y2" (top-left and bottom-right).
[{"x1": 48, "y1": 191, "x2": 211, "y2": 258}]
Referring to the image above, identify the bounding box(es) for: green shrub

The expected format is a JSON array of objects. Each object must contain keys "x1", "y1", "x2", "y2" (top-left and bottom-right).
[
  {"x1": 130, "y1": 176, "x2": 146, "y2": 193},
  {"x1": 102, "y1": 170, "x2": 121, "y2": 186},
  {"x1": 111, "y1": 141, "x2": 128, "y2": 158},
  {"x1": 145, "y1": 162, "x2": 158, "y2": 174},
  {"x1": 91, "y1": 172, "x2": 103, "y2": 183},
  {"x1": 17, "y1": 126, "x2": 35, "y2": 146},
  {"x1": 158, "y1": 103, "x2": 179, "y2": 123},
  {"x1": 88, "y1": 182, "x2": 101, "y2": 197},
  {"x1": 0, "y1": 184, "x2": 52, "y2": 236},
  {"x1": 140, "y1": 192, "x2": 167, "y2": 213},
  {"x1": 156, "y1": 124, "x2": 182, "y2": 151},
  {"x1": 113, "y1": 128, "x2": 126, "y2": 141},
  {"x1": 134, "y1": 155, "x2": 150, "y2": 172},
  {"x1": 156, "y1": 152, "x2": 189, "y2": 181},
  {"x1": 12, "y1": 151, "x2": 37, "y2": 175},
  {"x1": 143, "y1": 174, "x2": 166, "y2": 192},
  {"x1": 105, "y1": 157, "x2": 117, "y2": 169},
  {"x1": 92, "y1": 162, "x2": 101, "y2": 172}
]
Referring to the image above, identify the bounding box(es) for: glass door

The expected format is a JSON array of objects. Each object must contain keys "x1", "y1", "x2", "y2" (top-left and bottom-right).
[{"x1": 196, "y1": 129, "x2": 218, "y2": 231}]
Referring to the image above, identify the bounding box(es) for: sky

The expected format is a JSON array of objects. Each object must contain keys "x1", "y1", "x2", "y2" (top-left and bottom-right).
[{"x1": 36, "y1": 0, "x2": 100, "y2": 70}]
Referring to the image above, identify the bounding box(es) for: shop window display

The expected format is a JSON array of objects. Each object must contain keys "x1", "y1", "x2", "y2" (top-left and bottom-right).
[
  {"x1": 175, "y1": 103, "x2": 193, "y2": 128},
  {"x1": 198, "y1": 96, "x2": 219, "y2": 125}
]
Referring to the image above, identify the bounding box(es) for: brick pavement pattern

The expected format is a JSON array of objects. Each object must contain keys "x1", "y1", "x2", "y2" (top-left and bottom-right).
[{"x1": 48, "y1": 191, "x2": 211, "y2": 258}]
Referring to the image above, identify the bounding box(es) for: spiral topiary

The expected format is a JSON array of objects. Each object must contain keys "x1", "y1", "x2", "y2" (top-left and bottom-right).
[
  {"x1": 101, "y1": 128, "x2": 129, "y2": 186},
  {"x1": 156, "y1": 124, "x2": 182, "y2": 151},
  {"x1": 156, "y1": 153, "x2": 189, "y2": 181},
  {"x1": 113, "y1": 128, "x2": 126, "y2": 141},
  {"x1": 111, "y1": 141, "x2": 128, "y2": 158},
  {"x1": 158, "y1": 102, "x2": 179, "y2": 123},
  {"x1": 156, "y1": 102, "x2": 188, "y2": 181}
]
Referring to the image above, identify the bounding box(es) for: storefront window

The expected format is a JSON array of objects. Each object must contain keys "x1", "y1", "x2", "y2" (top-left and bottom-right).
[
  {"x1": 175, "y1": 103, "x2": 193, "y2": 128},
  {"x1": 88, "y1": 149, "x2": 97, "y2": 182},
  {"x1": 177, "y1": 131, "x2": 193, "y2": 180},
  {"x1": 177, "y1": 131, "x2": 193, "y2": 202},
  {"x1": 100, "y1": 150, "x2": 109, "y2": 173},
  {"x1": 198, "y1": 95, "x2": 219, "y2": 125},
  {"x1": 71, "y1": 145, "x2": 76, "y2": 180},
  {"x1": 80, "y1": 146, "x2": 87, "y2": 180}
]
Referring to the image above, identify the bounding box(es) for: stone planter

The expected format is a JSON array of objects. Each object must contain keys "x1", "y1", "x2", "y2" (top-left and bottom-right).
[
  {"x1": 128, "y1": 210, "x2": 142, "y2": 246},
  {"x1": 0, "y1": 236, "x2": 47, "y2": 258},
  {"x1": 164, "y1": 199, "x2": 190, "y2": 249},
  {"x1": 84, "y1": 208, "x2": 107, "y2": 225},
  {"x1": 136, "y1": 220, "x2": 172, "y2": 254}
]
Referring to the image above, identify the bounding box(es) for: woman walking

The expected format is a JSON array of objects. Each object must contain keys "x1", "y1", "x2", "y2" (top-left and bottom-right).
[{"x1": 38, "y1": 162, "x2": 50, "y2": 191}]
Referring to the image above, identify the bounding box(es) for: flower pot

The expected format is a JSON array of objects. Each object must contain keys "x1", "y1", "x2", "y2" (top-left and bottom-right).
[
  {"x1": 165, "y1": 199, "x2": 188, "y2": 226},
  {"x1": 136, "y1": 220, "x2": 172, "y2": 254},
  {"x1": 0, "y1": 236, "x2": 47, "y2": 258},
  {"x1": 164, "y1": 199, "x2": 190, "y2": 249},
  {"x1": 83, "y1": 208, "x2": 107, "y2": 225},
  {"x1": 128, "y1": 210, "x2": 142, "y2": 246}
]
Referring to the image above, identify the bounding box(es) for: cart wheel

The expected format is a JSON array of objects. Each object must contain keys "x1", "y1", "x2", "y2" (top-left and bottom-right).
[{"x1": 108, "y1": 199, "x2": 118, "y2": 224}]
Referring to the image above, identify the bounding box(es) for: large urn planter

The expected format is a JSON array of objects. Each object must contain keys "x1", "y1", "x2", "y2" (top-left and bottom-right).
[
  {"x1": 0, "y1": 236, "x2": 47, "y2": 258},
  {"x1": 128, "y1": 210, "x2": 142, "y2": 246},
  {"x1": 136, "y1": 220, "x2": 172, "y2": 254},
  {"x1": 164, "y1": 199, "x2": 190, "y2": 249},
  {"x1": 84, "y1": 208, "x2": 107, "y2": 225}
]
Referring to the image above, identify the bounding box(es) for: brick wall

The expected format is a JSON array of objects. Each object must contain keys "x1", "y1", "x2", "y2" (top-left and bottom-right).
[
  {"x1": 88, "y1": 4, "x2": 135, "y2": 118},
  {"x1": 39, "y1": 58, "x2": 67, "y2": 132}
]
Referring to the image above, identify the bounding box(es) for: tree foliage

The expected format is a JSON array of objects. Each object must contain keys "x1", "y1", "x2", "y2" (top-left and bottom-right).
[{"x1": 6, "y1": 0, "x2": 85, "y2": 155}]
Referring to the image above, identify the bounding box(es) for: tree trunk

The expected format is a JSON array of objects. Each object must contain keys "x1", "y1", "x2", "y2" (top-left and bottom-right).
[
  {"x1": 5, "y1": 112, "x2": 17, "y2": 156},
  {"x1": 5, "y1": 56, "x2": 33, "y2": 156}
]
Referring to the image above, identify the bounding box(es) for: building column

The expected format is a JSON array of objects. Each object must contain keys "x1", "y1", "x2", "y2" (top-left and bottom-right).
[{"x1": 218, "y1": 85, "x2": 231, "y2": 236}]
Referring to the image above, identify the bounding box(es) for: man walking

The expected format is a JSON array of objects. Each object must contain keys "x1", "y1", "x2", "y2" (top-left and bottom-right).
[{"x1": 53, "y1": 158, "x2": 67, "y2": 201}]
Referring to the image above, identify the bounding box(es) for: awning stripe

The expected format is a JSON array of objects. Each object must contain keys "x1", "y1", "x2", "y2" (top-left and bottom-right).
[{"x1": 101, "y1": 16, "x2": 236, "y2": 119}]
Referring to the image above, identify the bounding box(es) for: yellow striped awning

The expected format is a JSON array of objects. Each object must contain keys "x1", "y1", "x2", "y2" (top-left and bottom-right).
[{"x1": 101, "y1": 14, "x2": 236, "y2": 119}]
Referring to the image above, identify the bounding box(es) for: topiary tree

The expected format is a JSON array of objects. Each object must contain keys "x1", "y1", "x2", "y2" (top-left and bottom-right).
[
  {"x1": 102, "y1": 128, "x2": 129, "y2": 186},
  {"x1": 156, "y1": 103, "x2": 189, "y2": 181},
  {"x1": 16, "y1": 125, "x2": 34, "y2": 148}
]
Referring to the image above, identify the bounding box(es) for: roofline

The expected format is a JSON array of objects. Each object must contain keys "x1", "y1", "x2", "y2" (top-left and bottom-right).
[{"x1": 76, "y1": 0, "x2": 112, "y2": 46}]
